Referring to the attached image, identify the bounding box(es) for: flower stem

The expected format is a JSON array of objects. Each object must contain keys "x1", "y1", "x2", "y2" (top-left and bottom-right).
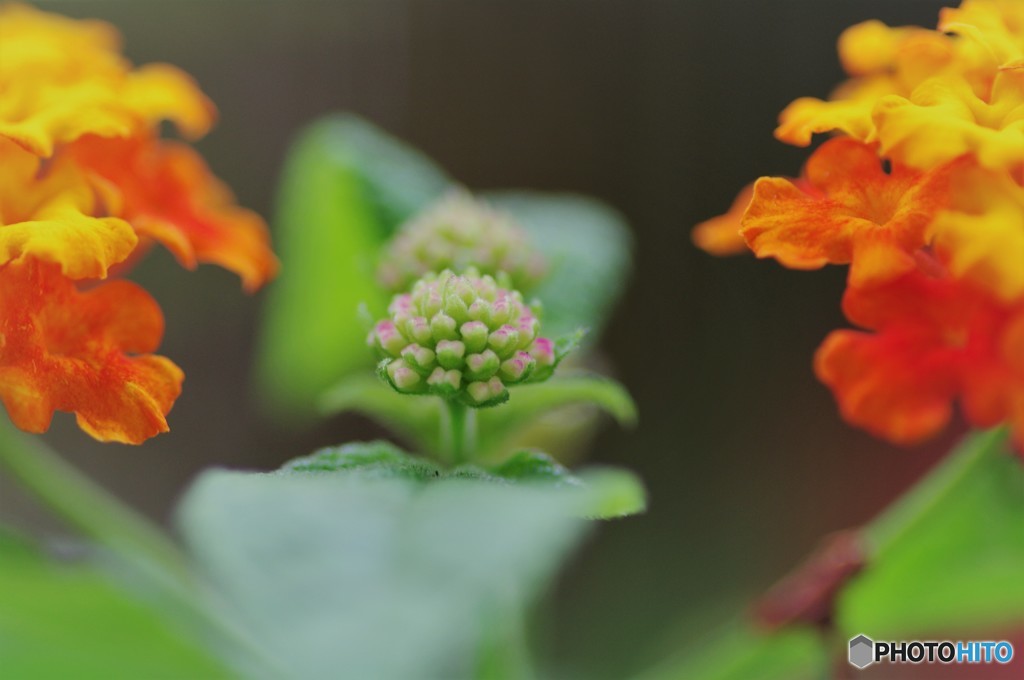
[{"x1": 443, "y1": 399, "x2": 477, "y2": 465}]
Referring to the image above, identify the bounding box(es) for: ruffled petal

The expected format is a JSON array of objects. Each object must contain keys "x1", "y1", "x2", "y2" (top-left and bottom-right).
[
  {"x1": 0, "y1": 4, "x2": 215, "y2": 157},
  {"x1": 932, "y1": 161, "x2": 1024, "y2": 301},
  {"x1": 873, "y1": 74, "x2": 1024, "y2": 171},
  {"x1": 0, "y1": 261, "x2": 182, "y2": 444},
  {"x1": 741, "y1": 139, "x2": 950, "y2": 286},
  {"x1": 692, "y1": 183, "x2": 754, "y2": 256},
  {"x1": 815, "y1": 328, "x2": 959, "y2": 444},
  {"x1": 0, "y1": 138, "x2": 137, "y2": 279}
]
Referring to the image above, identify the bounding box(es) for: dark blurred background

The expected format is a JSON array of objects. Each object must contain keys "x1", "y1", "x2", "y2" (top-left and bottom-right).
[{"x1": 2, "y1": 1, "x2": 959, "y2": 677}]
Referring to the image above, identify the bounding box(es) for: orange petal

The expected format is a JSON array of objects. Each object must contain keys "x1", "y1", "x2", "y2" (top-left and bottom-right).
[
  {"x1": 819, "y1": 270, "x2": 1024, "y2": 447},
  {"x1": 70, "y1": 135, "x2": 278, "y2": 291},
  {"x1": 741, "y1": 139, "x2": 950, "y2": 286},
  {"x1": 0, "y1": 261, "x2": 182, "y2": 444},
  {"x1": 0, "y1": 138, "x2": 137, "y2": 279},
  {"x1": 814, "y1": 328, "x2": 958, "y2": 445},
  {"x1": 692, "y1": 183, "x2": 754, "y2": 256}
]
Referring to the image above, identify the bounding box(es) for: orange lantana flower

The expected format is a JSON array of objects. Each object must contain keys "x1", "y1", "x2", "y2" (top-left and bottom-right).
[
  {"x1": 0, "y1": 5, "x2": 275, "y2": 444},
  {"x1": 70, "y1": 135, "x2": 278, "y2": 291},
  {"x1": 699, "y1": 0, "x2": 1024, "y2": 449},
  {"x1": 741, "y1": 139, "x2": 952, "y2": 287},
  {"x1": 816, "y1": 270, "x2": 1024, "y2": 448},
  {"x1": 0, "y1": 261, "x2": 182, "y2": 444}
]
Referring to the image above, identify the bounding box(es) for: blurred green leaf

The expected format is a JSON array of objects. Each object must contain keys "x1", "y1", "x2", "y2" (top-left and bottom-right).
[
  {"x1": 319, "y1": 373, "x2": 443, "y2": 452},
  {"x1": 486, "y1": 191, "x2": 633, "y2": 339},
  {"x1": 477, "y1": 373, "x2": 637, "y2": 455},
  {"x1": 837, "y1": 428, "x2": 1024, "y2": 637},
  {"x1": 257, "y1": 115, "x2": 451, "y2": 422},
  {"x1": 176, "y1": 458, "x2": 592, "y2": 679},
  {"x1": 0, "y1": 531, "x2": 231, "y2": 680},
  {"x1": 637, "y1": 623, "x2": 828, "y2": 680},
  {"x1": 321, "y1": 372, "x2": 636, "y2": 465}
]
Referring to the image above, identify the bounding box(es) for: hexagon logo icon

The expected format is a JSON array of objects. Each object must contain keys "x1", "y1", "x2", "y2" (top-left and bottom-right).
[{"x1": 849, "y1": 634, "x2": 875, "y2": 669}]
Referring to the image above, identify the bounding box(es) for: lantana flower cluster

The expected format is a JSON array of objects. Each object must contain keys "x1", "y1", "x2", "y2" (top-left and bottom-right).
[
  {"x1": 695, "y1": 0, "x2": 1024, "y2": 449},
  {"x1": 0, "y1": 5, "x2": 276, "y2": 444},
  {"x1": 370, "y1": 269, "x2": 556, "y2": 407}
]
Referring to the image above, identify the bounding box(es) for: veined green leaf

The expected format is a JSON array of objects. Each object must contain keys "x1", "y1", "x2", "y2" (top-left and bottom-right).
[{"x1": 277, "y1": 442, "x2": 646, "y2": 519}]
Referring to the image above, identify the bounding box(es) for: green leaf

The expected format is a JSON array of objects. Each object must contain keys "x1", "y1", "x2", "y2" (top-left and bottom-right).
[
  {"x1": 0, "y1": 531, "x2": 231, "y2": 680},
  {"x1": 279, "y1": 439, "x2": 444, "y2": 480},
  {"x1": 485, "y1": 192, "x2": 633, "y2": 339},
  {"x1": 320, "y1": 372, "x2": 636, "y2": 463},
  {"x1": 476, "y1": 373, "x2": 637, "y2": 456},
  {"x1": 637, "y1": 623, "x2": 828, "y2": 680},
  {"x1": 257, "y1": 114, "x2": 451, "y2": 422},
  {"x1": 176, "y1": 458, "x2": 592, "y2": 679},
  {"x1": 319, "y1": 373, "x2": 444, "y2": 452},
  {"x1": 277, "y1": 442, "x2": 646, "y2": 519},
  {"x1": 837, "y1": 428, "x2": 1024, "y2": 637}
]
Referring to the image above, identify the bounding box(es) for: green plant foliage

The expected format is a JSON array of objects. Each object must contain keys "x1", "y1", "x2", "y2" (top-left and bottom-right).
[
  {"x1": 277, "y1": 441, "x2": 646, "y2": 519},
  {"x1": 257, "y1": 115, "x2": 634, "y2": 425},
  {"x1": 176, "y1": 451, "x2": 594, "y2": 679},
  {"x1": 476, "y1": 373, "x2": 637, "y2": 455},
  {"x1": 319, "y1": 373, "x2": 637, "y2": 460},
  {"x1": 0, "y1": 531, "x2": 231, "y2": 680},
  {"x1": 644, "y1": 429, "x2": 1024, "y2": 678},
  {"x1": 257, "y1": 115, "x2": 451, "y2": 421},
  {"x1": 637, "y1": 623, "x2": 828, "y2": 680},
  {"x1": 485, "y1": 191, "x2": 633, "y2": 339},
  {"x1": 837, "y1": 428, "x2": 1024, "y2": 637}
]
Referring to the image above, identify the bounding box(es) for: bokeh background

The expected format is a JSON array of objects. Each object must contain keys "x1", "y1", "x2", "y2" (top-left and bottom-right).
[{"x1": 1, "y1": 1, "x2": 961, "y2": 677}]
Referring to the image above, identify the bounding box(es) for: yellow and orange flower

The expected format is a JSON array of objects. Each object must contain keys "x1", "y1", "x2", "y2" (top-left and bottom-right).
[
  {"x1": 0, "y1": 3, "x2": 214, "y2": 157},
  {"x1": 741, "y1": 139, "x2": 953, "y2": 288},
  {"x1": 0, "y1": 4, "x2": 276, "y2": 444},
  {"x1": 696, "y1": 0, "x2": 1024, "y2": 449}
]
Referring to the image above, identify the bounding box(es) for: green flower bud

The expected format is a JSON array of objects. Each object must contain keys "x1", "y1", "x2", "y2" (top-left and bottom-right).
[
  {"x1": 401, "y1": 344, "x2": 436, "y2": 374},
  {"x1": 430, "y1": 313, "x2": 458, "y2": 341},
  {"x1": 369, "y1": 268, "x2": 563, "y2": 407},
  {"x1": 499, "y1": 351, "x2": 535, "y2": 384},
  {"x1": 386, "y1": 359, "x2": 424, "y2": 393},
  {"x1": 467, "y1": 377, "x2": 506, "y2": 405},
  {"x1": 377, "y1": 191, "x2": 547, "y2": 293},
  {"x1": 460, "y1": 321, "x2": 489, "y2": 354},
  {"x1": 436, "y1": 339, "x2": 466, "y2": 369},
  {"x1": 487, "y1": 325, "x2": 520, "y2": 359},
  {"x1": 465, "y1": 349, "x2": 500, "y2": 381}
]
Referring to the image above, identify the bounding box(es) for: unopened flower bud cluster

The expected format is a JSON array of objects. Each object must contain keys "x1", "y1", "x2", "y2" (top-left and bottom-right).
[
  {"x1": 369, "y1": 269, "x2": 556, "y2": 406},
  {"x1": 377, "y1": 191, "x2": 546, "y2": 293}
]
